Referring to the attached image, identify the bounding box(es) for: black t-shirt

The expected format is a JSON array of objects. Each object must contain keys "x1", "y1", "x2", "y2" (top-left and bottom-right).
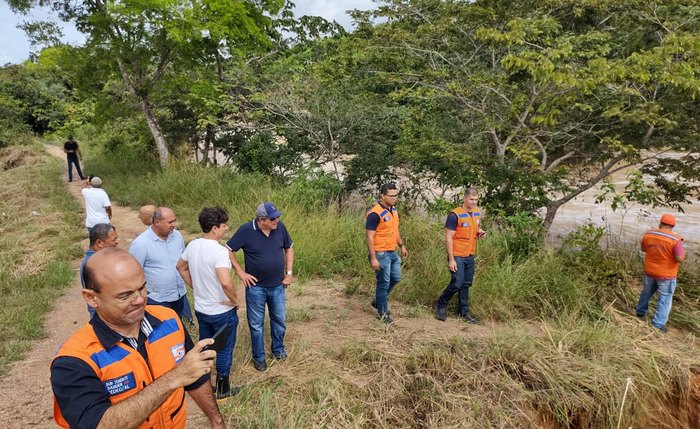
[
  {"x1": 226, "y1": 220, "x2": 293, "y2": 287},
  {"x1": 64, "y1": 140, "x2": 79, "y2": 158}
]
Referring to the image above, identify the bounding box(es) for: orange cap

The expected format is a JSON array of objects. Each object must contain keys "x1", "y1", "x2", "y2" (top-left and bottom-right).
[{"x1": 660, "y1": 213, "x2": 676, "y2": 226}]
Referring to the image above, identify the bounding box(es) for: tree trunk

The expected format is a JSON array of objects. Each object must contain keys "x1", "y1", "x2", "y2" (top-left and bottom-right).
[
  {"x1": 192, "y1": 134, "x2": 200, "y2": 163},
  {"x1": 542, "y1": 201, "x2": 564, "y2": 233},
  {"x1": 139, "y1": 96, "x2": 169, "y2": 168},
  {"x1": 202, "y1": 126, "x2": 213, "y2": 166}
]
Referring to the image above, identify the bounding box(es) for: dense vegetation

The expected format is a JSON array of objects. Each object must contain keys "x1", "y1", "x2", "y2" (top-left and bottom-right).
[
  {"x1": 1, "y1": 0, "x2": 699, "y2": 427},
  {"x1": 3, "y1": 0, "x2": 700, "y2": 230},
  {"x1": 0, "y1": 144, "x2": 83, "y2": 375}
]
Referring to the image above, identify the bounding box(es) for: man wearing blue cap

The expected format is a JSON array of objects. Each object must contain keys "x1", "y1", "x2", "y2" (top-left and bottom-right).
[{"x1": 226, "y1": 202, "x2": 294, "y2": 372}]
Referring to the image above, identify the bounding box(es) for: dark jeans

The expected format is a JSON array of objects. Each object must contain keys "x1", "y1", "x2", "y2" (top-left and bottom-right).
[
  {"x1": 181, "y1": 295, "x2": 194, "y2": 321},
  {"x1": 67, "y1": 156, "x2": 84, "y2": 182},
  {"x1": 147, "y1": 294, "x2": 187, "y2": 318},
  {"x1": 196, "y1": 309, "x2": 238, "y2": 378},
  {"x1": 437, "y1": 255, "x2": 475, "y2": 315},
  {"x1": 245, "y1": 285, "x2": 286, "y2": 362}
]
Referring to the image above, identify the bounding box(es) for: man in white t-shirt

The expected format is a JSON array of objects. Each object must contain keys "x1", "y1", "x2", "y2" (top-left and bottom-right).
[
  {"x1": 81, "y1": 176, "x2": 112, "y2": 233},
  {"x1": 177, "y1": 207, "x2": 240, "y2": 400}
]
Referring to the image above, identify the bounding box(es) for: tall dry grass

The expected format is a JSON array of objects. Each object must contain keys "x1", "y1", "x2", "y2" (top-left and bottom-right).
[
  {"x1": 0, "y1": 143, "x2": 83, "y2": 375},
  {"x1": 80, "y1": 145, "x2": 699, "y2": 428}
]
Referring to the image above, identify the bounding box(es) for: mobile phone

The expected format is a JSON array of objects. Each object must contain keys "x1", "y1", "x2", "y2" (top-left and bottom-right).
[{"x1": 201, "y1": 323, "x2": 230, "y2": 353}]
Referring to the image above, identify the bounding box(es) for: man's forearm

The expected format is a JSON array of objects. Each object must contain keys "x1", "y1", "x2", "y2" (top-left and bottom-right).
[
  {"x1": 188, "y1": 382, "x2": 225, "y2": 428},
  {"x1": 284, "y1": 247, "x2": 294, "y2": 272},
  {"x1": 178, "y1": 268, "x2": 192, "y2": 287},
  {"x1": 366, "y1": 232, "x2": 376, "y2": 259},
  {"x1": 228, "y1": 251, "x2": 245, "y2": 275},
  {"x1": 97, "y1": 372, "x2": 177, "y2": 429},
  {"x1": 445, "y1": 238, "x2": 454, "y2": 260}
]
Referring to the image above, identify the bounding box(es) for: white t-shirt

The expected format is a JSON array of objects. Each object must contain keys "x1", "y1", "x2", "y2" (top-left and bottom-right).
[
  {"x1": 181, "y1": 238, "x2": 234, "y2": 315},
  {"x1": 81, "y1": 187, "x2": 111, "y2": 228}
]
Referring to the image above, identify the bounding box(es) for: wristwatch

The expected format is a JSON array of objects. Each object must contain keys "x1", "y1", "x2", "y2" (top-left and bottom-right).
[{"x1": 286, "y1": 270, "x2": 293, "y2": 275}]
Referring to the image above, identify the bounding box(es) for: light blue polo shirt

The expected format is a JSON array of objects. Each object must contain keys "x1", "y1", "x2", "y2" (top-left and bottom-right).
[{"x1": 129, "y1": 227, "x2": 186, "y2": 303}]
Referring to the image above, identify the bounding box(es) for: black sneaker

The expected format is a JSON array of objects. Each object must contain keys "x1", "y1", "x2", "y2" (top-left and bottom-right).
[
  {"x1": 272, "y1": 353, "x2": 287, "y2": 361},
  {"x1": 636, "y1": 312, "x2": 645, "y2": 319},
  {"x1": 459, "y1": 313, "x2": 479, "y2": 324},
  {"x1": 253, "y1": 359, "x2": 267, "y2": 372},
  {"x1": 435, "y1": 306, "x2": 447, "y2": 321},
  {"x1": 657, "y1": 325, "x2": 668, "y2": 334},
  {"x1": 371, "y1": 300, "x2": 391, "y2": 315},
  {"x1": 378, "y1": 314, "x2": 393, "y2": 324}
]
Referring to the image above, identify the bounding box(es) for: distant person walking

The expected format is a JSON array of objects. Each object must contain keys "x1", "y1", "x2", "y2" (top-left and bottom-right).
[
  {"x1": 226, "y1": 202, "x2": 293, "y2": 372},
  {"x1": 177, "y1": 207, "x2": 240, "y2": 399},
  {"x1": 138, "y1": 204, "x2": 156, "y2": 226},
  {"x1": 636, "y1": 213, "x2": 687, "y2": 333},
  {"x1": 79, "y1": 223, "x2": 120, "y2": 318},
  {"x1": 365, "y1": 182, "x2": 407, "y2": 324},
  {"x1": 63, "y1": 134, "x2": 85, "y2": 182},
  {"x1": 435, "y1": 187, "x2": 485, "y2": 324},
  {"x1": 81, "y1": 176, "x2": 112, "y2": 234},
  {"x1": 129, "y1": 207, "x2": 189, "y2": 318}
]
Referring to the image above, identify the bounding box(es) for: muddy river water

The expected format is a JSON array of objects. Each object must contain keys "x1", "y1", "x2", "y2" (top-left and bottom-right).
[{"x1": 548, "y1": 177, "x2": 700, "y2": 256}]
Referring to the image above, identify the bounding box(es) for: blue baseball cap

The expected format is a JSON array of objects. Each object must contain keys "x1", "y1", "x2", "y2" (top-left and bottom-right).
[{"x1": 256, "y1": 202, "x2": 282, "y2": 219}]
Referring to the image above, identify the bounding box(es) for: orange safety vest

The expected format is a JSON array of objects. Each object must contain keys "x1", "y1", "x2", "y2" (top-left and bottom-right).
[
  {"x1": 53, "y1": 306, "x2": 188, "y2": 429},
  {"x1": 642, "y1": 228, "x2": 683, "y2": 279},
  {"x1": 451, "y1": 206, "x2": 481, "y2": 257},
  {"x1": 367, "y1": 203, "x2": 400, "y2": 251}
]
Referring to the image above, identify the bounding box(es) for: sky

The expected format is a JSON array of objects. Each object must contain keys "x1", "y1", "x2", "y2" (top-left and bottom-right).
[{"x1": 0, "y1": 0, "x2": 377, "y2": 65}]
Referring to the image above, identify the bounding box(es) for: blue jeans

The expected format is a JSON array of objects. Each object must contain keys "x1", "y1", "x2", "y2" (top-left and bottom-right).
[
  {"x1": 196, "y1": 309, "x2": 238, "y2": 378},
  {"x1": 66, "y1": 157, "x2": 84, "y2": 182},
  {"x1": 373, "y1": 251, "x2": 402, "y2": 316},
  {"x1": 147, "y1": 294, "x2": 187, "y2": 318},
  {"x1": 245, "y1": 285, "x2": 286, "y2": 362},
  {"x1": 437, "y1": 255, "x2": 475, "y2": 315},
  {"x1": 636, "y1": 274, "x2": 677, "y2": 328},
  {"x1": 181, "y1": 295, "x2": 193, "y2": 321}
]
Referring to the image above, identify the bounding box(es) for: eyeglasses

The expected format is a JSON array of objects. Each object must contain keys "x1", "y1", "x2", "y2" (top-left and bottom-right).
[
  {"x1": 109, "y1": 284, "x2": 148, "y2": 304},
  {"x1": 384, "y1": 194, "x2": 399, "y2": 198}
]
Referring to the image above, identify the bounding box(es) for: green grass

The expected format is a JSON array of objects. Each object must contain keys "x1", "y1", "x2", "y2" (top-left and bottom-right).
[
  {"x1": 73, "y1": 144, "x2": 700, "y2": 428},
  {"x1": 0, "y1": 143, "x2": 83, "y2": 375}
]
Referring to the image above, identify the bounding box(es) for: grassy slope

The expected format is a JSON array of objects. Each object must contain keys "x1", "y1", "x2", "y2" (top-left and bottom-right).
[
  {"x1": 77, "y1": 148, "x2": 700, "y2": 428},
  {"x1": 0, "y1": 144, "x2": 83, "y2": 375}
]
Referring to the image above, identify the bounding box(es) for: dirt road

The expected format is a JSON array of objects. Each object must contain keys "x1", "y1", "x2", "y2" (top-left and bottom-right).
[{"x1": 0, "y1": 145, "x2": 479, "y2": 428}]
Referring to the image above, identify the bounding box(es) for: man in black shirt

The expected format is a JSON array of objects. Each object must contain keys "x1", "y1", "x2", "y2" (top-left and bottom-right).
[{"x1": 63, "y1": 134, "x2": 86, "y2": 182}]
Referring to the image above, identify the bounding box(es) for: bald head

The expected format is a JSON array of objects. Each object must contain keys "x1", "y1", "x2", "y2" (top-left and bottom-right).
[
  {"x1": 152, "y1": 207, "x2": 177, "y2": 239},
  {"x1": 84, "y1": 247, "x2": 143, "y2": 293},
  {"x1": 138, "y1": 205, "x2": 156, "y2": 226}
]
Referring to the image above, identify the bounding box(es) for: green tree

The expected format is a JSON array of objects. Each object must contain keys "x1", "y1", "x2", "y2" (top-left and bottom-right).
[
  {"x1": 7, "y1": 0, "x2": 286, "y2": 167},
  {"x1": 350, "y1": 0, "x2": 700, "y2": 229}
]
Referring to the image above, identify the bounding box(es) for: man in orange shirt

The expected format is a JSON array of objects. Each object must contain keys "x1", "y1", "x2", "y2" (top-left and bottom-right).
[
  {"x1": 635, "y1": 213, "x2": 687, "y2": 333},
  {"x1": 435, "y1": 187, "x2": 485, "y2": 323},
  {"x1": 366, "y1": 183, "x2": 407, "y2": 324}
]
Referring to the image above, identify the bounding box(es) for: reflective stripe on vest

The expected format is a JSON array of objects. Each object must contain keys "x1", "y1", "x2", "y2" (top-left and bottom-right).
[
  {"x1": 53, "y1": 306, "x2": 188, "y2": 429},
  {"x1": 642, "y1": 228, "x2": 682, "y2": 279},
  {"x1": 368, "y1": 203, "x2": 399, "y2": 251},
  {"x1": 451, "y1": 206, "x2": 481, "y2": 257}
]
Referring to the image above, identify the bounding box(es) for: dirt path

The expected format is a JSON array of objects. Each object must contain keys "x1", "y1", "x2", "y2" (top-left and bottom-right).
[
  {"x1": 0, "y1": 145, "x2": 483, "y2": 428},
  {"x1": 0, "y1": 145, "x2": 162, "y2": 428}
]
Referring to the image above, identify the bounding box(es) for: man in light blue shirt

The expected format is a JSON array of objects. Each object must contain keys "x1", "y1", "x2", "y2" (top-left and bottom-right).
[{"x1": 129, "y1": 207, "x2": 188, "y2": 316}]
